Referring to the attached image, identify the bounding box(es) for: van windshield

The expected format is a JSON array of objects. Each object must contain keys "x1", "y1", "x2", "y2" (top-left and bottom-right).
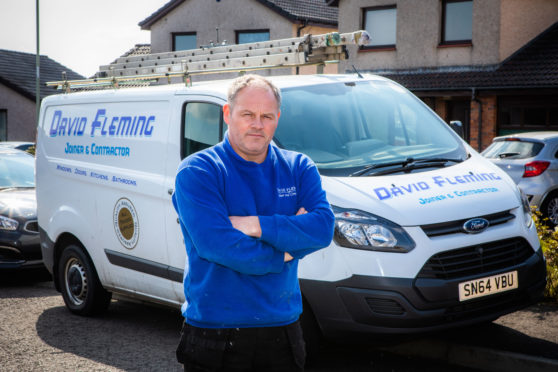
[{"x1": 274, "y1": 80, "x2": 467, "y2": 176}]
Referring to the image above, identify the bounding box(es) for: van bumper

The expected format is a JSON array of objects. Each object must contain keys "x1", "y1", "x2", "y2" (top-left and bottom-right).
[
  {"x1": 39, "y1": 226, "x2": 55, "y2": 274},
  {"x1": 300, "y1": 247, "x2": 546, "y2": 336}
]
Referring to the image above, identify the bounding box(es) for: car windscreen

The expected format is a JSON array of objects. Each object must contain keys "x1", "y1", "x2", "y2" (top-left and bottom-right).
[
  {"x1": 274, "y1": 80, "x2": 466, "y2": 176},
  {"x1": 482, "y1": 140, "x2": 544, "y2": 159},
  {"x1": 0, "y1": 152, "x2": 35, "y2": 188}
]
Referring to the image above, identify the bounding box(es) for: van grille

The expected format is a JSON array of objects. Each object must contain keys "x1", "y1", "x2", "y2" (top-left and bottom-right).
[
  {"x1": 421, "y1": 211, "x2": 515, "y2": 237},
  {"x1": 366, "y1": 298, "x2": 406, "y2": 316},
  {"x1": 417, "y1": 237, "x2": 533, "y2": 280}
]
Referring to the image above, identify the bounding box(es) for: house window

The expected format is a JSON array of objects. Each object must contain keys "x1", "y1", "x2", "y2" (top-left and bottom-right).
[
  {"x1": 442, "y1": 0, "x2": 473, "y2": 44},
  {"x1": 0, "y1": 110, "x2": 6, "y2": 141},
  {"x1": 182, "y1": 102, "x2": 225, "y2": 159},
  {"x1": 173, "y1": 33, "x2": 197, "y2": 51},
  {"x1": 498, "y1": 96, "x2": 558, "y2": 135},
  {"x1": 362, "y1": 6, "x2": 397, "y2": 49},
  {"x1": 236, "y1": 30, "x2": 270, "y2": 44}
]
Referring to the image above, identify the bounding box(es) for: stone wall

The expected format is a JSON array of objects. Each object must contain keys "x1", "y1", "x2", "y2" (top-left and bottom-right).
[{"x1": 0, "y1": 83, "x2": 36, "y2": 142}]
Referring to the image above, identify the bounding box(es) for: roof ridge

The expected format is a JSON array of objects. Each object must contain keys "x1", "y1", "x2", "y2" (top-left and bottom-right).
[{"x1": 139, "y1": 0, "x2": 337, "y2": 30}]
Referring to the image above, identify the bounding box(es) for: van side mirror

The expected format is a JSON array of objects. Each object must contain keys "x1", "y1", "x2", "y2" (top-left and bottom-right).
[{"x1": 449, "y1": 120, "x2": 464, "y2": 138}]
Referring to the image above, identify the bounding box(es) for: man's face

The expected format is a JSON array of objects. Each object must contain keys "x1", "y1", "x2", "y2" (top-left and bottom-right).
[{"x1": 223, "y1": 84, "x2": 280, "y2": 163}]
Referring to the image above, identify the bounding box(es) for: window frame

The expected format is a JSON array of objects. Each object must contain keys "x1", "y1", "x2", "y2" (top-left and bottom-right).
[
  {"x1": 360, "y1": 5, "x2": 397, "y2": 51},
  {"x1": 235, "y1": 29, "x2": 270, "y2": 44},
  {"x1": 172, "y1": 32, "x2": 197, "y2": 51},
  {"x1": 180, "y1": 101, "x2": 225, "y2": 159},
  {"x1": 440, "y1": 0, "x2": 473, "y2": 46},
  {"x1": 497, "y1": 96, "x2": 558, "y2": 135}
]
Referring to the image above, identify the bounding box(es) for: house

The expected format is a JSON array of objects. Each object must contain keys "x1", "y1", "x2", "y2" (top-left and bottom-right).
[
  {"x1": 138, "y1": 0, "x2": 338, "y2": 75},
  {"x1": 0, "y1": 49, "x2": 83, "y2": 142},
  {"x1": 329, "y1": 0, "x2": 558, "y2": 150}
]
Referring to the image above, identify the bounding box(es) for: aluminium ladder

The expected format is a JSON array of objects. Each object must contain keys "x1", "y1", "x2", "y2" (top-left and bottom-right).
[{"x1": 47, "y1": 30, "x2": 371, "y2": 92}]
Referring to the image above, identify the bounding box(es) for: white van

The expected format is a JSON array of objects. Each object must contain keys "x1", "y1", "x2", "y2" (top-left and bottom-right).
[{"x1": 36, "y1": 34, "x2": 546, "y2": 336}]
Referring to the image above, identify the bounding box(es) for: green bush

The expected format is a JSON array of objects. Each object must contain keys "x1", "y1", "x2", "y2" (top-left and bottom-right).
[
  {"x1": 26, "y1": 145, "x2": 36, "y2": 156},
  {"x1": 533, "y1": 209, "x2": 558, "y2": 301}
]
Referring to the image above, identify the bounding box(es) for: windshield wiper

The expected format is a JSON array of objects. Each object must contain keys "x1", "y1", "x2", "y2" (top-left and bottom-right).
[
  {"x1": 498, "y1": 152, "x2": 520, "y2": 158},
  {"x1": 350, "y1": 157, "x2": 463, "y2": 177},
  {"x1": 351, "y1": 157, "x2": 415, "y2": 177}
]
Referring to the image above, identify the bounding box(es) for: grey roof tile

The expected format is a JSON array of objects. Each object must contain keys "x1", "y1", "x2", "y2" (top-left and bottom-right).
[
  {"x1": 0, "y1": 49, "x2": 84, "y2": 100},
  {"x1": 380, "y1": 21, "x2": 558, "y2": 91},
  {"x1": 255, "y1": 0, "x2": 338, "y2": 25}
]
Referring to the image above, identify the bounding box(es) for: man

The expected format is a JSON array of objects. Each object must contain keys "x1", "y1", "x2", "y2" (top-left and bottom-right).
[{"x1": 173, "y1": 74, "x2": 334, "y2": 372}]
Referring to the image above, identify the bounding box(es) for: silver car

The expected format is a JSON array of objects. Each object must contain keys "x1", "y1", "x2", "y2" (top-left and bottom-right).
[{"x1": 482, "y1": 131, "x2": 558, "y2": 226}]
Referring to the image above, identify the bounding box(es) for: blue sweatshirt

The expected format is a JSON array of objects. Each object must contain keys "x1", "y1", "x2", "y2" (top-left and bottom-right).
[{"x1": 172, "y1": 135, "x2": 334, "y2": 328}]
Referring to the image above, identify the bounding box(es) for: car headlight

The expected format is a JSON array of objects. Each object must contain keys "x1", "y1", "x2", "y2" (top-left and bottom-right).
[
  {"x1": 519, "y1": 187, "x2": 533, "y2": 229},
  {"x1": 0, "y1": 215, "x2": 19, "y2": 231},
  {"x1": 333, "y1": 206, "x2": 415, "y2": 253}
]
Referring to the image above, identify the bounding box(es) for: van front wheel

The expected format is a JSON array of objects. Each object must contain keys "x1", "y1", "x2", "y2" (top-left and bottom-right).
[{"x1": 58, "y1": 244, "x2": 111, "y2": 316}]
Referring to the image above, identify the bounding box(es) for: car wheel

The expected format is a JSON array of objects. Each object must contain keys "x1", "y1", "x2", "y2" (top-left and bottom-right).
[
  {"x1": 542, "y1": 192, "x2": 558, "y2": 227},
  {"x1": 57, "y1": 243, "x2": 111, "y2": 316}
]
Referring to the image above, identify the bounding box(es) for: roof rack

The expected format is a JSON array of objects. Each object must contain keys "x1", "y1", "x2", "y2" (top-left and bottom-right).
[{"x1": 47, "y1": 30, "x2": 371, "y2": 92}]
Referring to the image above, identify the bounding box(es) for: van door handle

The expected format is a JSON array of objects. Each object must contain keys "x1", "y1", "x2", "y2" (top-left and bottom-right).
[{"x1": 168, "y1": 188, "x2": 174, "y2": 195}]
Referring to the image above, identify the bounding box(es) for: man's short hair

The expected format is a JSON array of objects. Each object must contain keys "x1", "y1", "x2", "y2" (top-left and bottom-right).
[{"x1": 227, "y1": 74, "x2": 281, "y2": 111}]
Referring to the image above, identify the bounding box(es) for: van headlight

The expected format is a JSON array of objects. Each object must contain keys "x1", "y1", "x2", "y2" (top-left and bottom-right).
[
  {"x1": 0, "y1": 215, "x2": 19, "y2": 231},
  {"x1": 519, "y1": 187, "x2": 533, "y2": 229},
  {"x1": 332, "y1": 206, "x2": 415, "y2": 253}
]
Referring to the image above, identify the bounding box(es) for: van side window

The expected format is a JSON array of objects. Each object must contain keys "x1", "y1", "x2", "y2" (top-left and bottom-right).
[{"x1": 182, "y1": 102, "x2": 225, "y2": 159}]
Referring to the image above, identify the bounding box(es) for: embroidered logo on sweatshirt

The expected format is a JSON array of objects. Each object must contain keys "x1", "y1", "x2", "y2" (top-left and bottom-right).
[{"x1": 277, "y1": 186, "x2": 297, "y2": 198}]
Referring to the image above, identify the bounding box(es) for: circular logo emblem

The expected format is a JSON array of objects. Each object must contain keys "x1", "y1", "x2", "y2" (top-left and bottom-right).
[
  {"x1": 113, "y1": 198, "x2": 139, "y2": 249},
  {"x1": 463, "y1": 218, "x2": 489, "y2": 234}
]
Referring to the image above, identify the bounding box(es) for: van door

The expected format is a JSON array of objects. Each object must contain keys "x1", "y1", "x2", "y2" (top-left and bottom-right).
[
  {"x1": 83, "y1": 100, "x2": 178, "y2": 304},
  {"x1": 165, "y1": 97, "x2": 226, "y2": 301}
]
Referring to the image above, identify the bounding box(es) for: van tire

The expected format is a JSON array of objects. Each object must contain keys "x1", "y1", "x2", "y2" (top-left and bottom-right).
[
  {"x1": 541, "y1": 191, "x2": 558, "y2": 227},
  {"x1": 58, "y1": 244, "x2": 112, "y2": 316}
]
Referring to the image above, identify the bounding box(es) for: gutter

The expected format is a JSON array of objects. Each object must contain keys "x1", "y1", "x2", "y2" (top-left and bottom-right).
[
  {"x1": 296, "y1": 19, "x2": 309, "y2": 75},
  {"x1": 472, "y1": 87, "x2": 483, "y2": 151}
]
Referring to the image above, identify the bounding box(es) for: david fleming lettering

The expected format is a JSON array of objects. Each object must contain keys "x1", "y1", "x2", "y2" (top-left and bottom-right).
[
  {"x1": 90, "y1": 109, "x2": 155, "y2": 137},
  {"x1": 49, "y1": 109, "x2": 156, "y2": 138},
  {"x1": 373, "y1": 172, "x2": 502, "y2": 200},
  {"x1": 49, "y1": 110, "x2": 87, "y2": 137}
]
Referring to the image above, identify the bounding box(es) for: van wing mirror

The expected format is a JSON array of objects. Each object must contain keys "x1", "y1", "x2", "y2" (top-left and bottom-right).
[{"x1": 449, "y1": 120, "x2": 464, "y2": 138}]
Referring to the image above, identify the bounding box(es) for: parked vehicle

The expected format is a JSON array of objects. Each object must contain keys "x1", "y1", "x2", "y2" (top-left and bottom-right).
[
  {"x1": 36, "y1": 32, "x2": 546, "y2": 338},
  {"x1": 0, "y1": 148, "x2": 41, "y2": 269},
  {"x1": 0, "y1": 141, "x2": 35, "y2": 152},
  {"x1": 482, "y1": 131, "x2": 558, "y2": 226}
]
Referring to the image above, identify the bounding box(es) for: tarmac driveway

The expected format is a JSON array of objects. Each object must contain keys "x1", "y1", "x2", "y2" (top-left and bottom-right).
[{"x1": 1, "y1": 269, "x2": 557, "y2": 372}]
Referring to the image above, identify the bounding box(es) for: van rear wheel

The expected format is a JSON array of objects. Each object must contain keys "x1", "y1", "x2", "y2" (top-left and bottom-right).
[{"x1": 58, "y1": 243, "x2": 111, "y2": 316}]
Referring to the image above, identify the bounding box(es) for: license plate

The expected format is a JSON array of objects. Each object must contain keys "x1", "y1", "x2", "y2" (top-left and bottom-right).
[{"x1": 458, "y1": 271, "x2": 518, "y2": 302}]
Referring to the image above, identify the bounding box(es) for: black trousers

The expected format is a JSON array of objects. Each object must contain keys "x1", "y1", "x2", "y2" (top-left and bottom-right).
[{"x1": 176, "y1": 320, "x2": 306, "y2": 372}]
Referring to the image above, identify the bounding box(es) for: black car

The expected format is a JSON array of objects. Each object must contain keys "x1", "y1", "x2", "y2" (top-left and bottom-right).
[
  {"x1": 0, "y1": 148, "x2": 41, "y2": 269},
  {"x1": 0, "y1": 141, "x2": 35, "y2": 152}
]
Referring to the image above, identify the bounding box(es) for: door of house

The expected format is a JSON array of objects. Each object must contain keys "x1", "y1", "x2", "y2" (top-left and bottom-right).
[{"x1": 448, "y1": 100, "x2": 471, "y2": 142}]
